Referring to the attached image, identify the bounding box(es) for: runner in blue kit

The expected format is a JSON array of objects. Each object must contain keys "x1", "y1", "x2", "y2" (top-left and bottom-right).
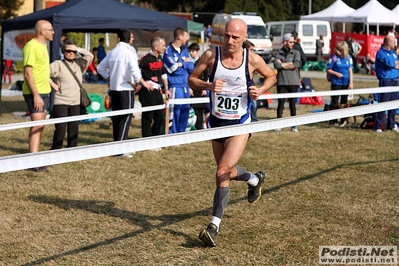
[{"x1": 188, "y1": 18, "x2": 276, "y2": 247}]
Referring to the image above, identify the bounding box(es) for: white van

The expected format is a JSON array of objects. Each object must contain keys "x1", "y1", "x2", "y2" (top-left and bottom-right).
[
  {"x1": 211, "y1": 12, "x2": 273, "y2": 62},
  {"x1": 265, "y1": 20, "x2": 331, "y2": 59}
]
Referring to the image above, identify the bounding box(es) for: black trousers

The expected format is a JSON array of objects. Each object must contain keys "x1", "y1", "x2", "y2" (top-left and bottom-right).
[
  {"x1": 329, "y1": 84, "x2": 348, "y2": 124},
  {"x1": 51, "y1": 104, "x2": 81, "y2": 149},
  {"x1": 277, "y1": 85, "x2": 298, "y2": 118},
  {"x1": 110, "y1": 90, "x2": 134, "y2": 141},
  {"x1": 140, "y1": 89, "x2": 164, "y2": 137}
]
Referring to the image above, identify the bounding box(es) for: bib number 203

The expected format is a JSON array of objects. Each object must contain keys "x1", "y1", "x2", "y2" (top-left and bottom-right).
[{"x1": 217, "y1": 96, "x2": 239, "y2": 110}]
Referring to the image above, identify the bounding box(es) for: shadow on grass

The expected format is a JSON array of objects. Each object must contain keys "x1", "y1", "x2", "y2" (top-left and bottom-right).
[
  {"x1": 0, "y1": 143, "x2": 28, "y2": 155},
  {"x1": 24, "y1": 157, "x2": 399, "y2": 265},
  {"x1": 25, "y1": 195, "x2": 214, "y2": 265},
  {"x1": 0, "y1": 139, "x2": 53, "y2": 155}
]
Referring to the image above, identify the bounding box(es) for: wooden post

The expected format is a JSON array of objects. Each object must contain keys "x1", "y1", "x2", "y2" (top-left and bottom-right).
[{"x1": 164, "y1": 104, "x2": 169, "y2": 135}]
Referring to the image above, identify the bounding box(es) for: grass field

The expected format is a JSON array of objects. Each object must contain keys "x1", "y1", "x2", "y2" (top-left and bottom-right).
[{"x1": 1, "y1": 77, "x2": 399, "y2": 265}]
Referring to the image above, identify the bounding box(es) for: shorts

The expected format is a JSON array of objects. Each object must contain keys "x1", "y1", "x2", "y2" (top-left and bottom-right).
[
  {"x1": 209, "y1": 115, "x2": 251, "y2": 143},
  {"x1": 23, "y1": 93, "x2": 50, "y2": 114}
]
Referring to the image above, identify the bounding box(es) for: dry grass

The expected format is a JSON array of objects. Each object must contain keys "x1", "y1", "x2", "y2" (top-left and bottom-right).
[{"x1": 2, "y1": 77, "x2": 399, "y2": 265}]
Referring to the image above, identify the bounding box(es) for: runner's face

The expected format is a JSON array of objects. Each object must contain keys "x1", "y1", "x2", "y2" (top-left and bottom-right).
[{"x1": 224, "y1": 22, "x2": 246, "y2": 53}]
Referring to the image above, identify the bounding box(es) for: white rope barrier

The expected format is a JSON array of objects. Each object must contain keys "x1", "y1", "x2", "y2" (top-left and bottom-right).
[
  {"x1": 1, "y1": 99, "x2": 399, "y2": 173},
  {"x1": 0, "y1": 86, "x2": 395, "y2": 132}
]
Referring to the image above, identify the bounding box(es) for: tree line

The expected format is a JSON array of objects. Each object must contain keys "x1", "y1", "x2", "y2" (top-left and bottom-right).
[
  {"x1": 135, "y1": 0, "x2": 399, "y2": 22},
  {"x1": 1, "y1": 0, "x2": 399, "y2": 25}
]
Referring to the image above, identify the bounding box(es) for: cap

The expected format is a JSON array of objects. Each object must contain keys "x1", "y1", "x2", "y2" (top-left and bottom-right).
[{"x1": 283, "y1": 33, "x2": 292, "y2": 42}]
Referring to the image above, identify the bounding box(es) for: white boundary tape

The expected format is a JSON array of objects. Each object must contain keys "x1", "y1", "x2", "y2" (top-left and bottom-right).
[
  {"x1": 1, "y1": 99, "x2": 399, "y2": 173},
  {"x1": 0, "y1": 86, "x2": 396, "y2": 132}
]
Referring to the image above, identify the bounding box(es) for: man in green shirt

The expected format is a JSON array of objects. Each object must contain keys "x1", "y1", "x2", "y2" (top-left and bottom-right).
[{"x1": 22, "y1": 20, "x2": 54, "y2": 171}]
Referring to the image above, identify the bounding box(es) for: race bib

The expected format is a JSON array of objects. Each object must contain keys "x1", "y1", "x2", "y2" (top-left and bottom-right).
[{"x1": 213, "y1": 92, "x2": 243, "y2": 119}]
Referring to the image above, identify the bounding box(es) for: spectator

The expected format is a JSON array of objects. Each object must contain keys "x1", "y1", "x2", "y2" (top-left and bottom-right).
[
  {"x1": 50, "y1": 39, "x2": 93, "y2": 150},
  {"x1": 273, "y1": 33, "x2": 302, "y2": 132},
  {"x1": 59, "y1": 32, "x2": 68, "y2": 60},
  {"x1": 388, "y1": 27, "x2": 396, "y2": 37},
  {"x1": 163, "y1": 27, "x2": 194, "y2": 134},
  {"x1": 374, "y1": 35, "x2": 399, "y2": 133},
  {"x1": 188, "y1": 42, "x2": 210, "y2": 129},
  {"x1": 326, "y1": 41, "x2": 353, "y2": 127},
  {"x1": 128, "y1": 31, "x2": 138, "y2": 56},
  {"x1": 97, "y1": 30, "x2": 152, "y2": 158},
  {"x1": 316, "y1": 35, "x2": 324, "y2": 62},
  {"x1": 3, "y1": 59, "x2": 13, "y2": 84},
  {"x1": 188, "y1": 18, "x2": 276, "y2": 248},
  {"x1": 138, "y1": 36, "x2": 171, "y2": 138},
  {"x1": 85, "y1": 47, "x2": 98, "y2": 83},
  {"x1": 97, "y1": 37, "x2": 106, "y2": 63},
  {"x1": 205, "y1": 24, "x2": 212, "y2": 45},
  {"x1": 361, "y1": 53, "x2": 375, "y2": 75},
  {"x1": 345, "y1": 35, "x2": 358, "y2": 73},
  {"x1": 291, "y1": 31, "x2": 307, "y2": 76},
  {"x1": 22, "y1": 20, "x2": 54, "y2": 171},
  {"x1": 351, "y1": 37, "x2": 362, "y2": 73},
  {"x1": 242, "y1": 40, "x2": 258, "y2": 122}
]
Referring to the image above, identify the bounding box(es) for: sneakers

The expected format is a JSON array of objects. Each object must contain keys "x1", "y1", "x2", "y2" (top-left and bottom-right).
[
  {"x1": 29, "y1": 166, "x2": 48, "y2": 172},
  {"x1": 340, "y1": 121, "x2": 348, "y2": 127},
  {"x1": 198, "y1": 223, "x2": 218, "y2": 247},
  {"x1": 376, "y1": 129, "x2": 383, "y2": 133},
  {"x1": 274, "y1": 128, "x2": 282, "y2": 132},
  {"x1": 291, "y1": 126, "x2": 298, "y2": 132},
  {"x1": 248, "y1": 171, "x2": 267, "y2": 203},
  {"x1": 115, "y1": 152, "x2": 134, "y2": 158},
  {"x1": 392, "y1": 127, "x2": 399, "y2": 133}
]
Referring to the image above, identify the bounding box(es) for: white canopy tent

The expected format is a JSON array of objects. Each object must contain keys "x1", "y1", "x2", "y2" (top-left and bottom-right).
[
  {"x1": 300, "y1": 0, "x2": 355, "y2": 21},
  {"x1": 300, "y1": 0, "x2": 355, "y2": 32},
  {"x1": 392, "y1": 4, "x2": 399, "y2": 15},
  {"x1": 336, "y1": 0, "x2": 399, "y2": 34}
]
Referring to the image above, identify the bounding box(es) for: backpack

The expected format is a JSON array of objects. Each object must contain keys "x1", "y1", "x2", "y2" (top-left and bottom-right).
[
  {"x1": 301, "y1": 78, "x2": 314, "y2": 92},
  {"x1": 360, "y1": 114, "x2": 375, "y2": 129},
  {"x1": 360, "y1": 113, "x2": 386, "y2": 130}
]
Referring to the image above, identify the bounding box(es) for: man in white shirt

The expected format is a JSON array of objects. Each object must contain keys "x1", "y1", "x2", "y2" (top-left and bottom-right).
[{"x1": 98, "y1": 29, "x2": 151, "y2": 157}]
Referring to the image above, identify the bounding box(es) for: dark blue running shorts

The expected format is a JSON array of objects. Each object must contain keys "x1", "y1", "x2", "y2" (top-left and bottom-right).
[{"x1": 23, "y1": 93, "x2": 50, "y2": 114}]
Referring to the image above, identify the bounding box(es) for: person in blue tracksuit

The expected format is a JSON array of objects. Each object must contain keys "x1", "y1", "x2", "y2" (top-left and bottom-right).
[
  {"x1": 163, "y1": 27, "x2": 194, "y2": 133},
  {"x1": 326, "y1": 41, "x2": 353, "y2": 126},
  {"x1": 374, "y1": 35, "x2": 399, "y2": 132}
]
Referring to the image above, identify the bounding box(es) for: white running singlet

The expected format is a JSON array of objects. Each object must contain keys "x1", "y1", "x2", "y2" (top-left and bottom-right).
[{"x1": 210, "y1": 46, "x2": 251, "y2": 122}]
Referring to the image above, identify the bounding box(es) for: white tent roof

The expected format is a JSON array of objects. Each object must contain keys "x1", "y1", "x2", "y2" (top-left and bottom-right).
[
  {"x1": 392, "y1": 5, "x2": 399, "y2": 15},
  {"x1": 336, "y1": 0, "x2": 399, "y2": 25},
  {"x1": 300, "y1": 0, "x2": 355, "y2": 22}
]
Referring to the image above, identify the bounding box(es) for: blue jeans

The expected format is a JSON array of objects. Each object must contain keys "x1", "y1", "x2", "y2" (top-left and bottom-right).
[{"x1": 251, "y1": 100, "x2": 258, "y2": 122}]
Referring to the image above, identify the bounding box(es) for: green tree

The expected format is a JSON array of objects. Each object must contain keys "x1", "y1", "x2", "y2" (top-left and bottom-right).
[
  {"x1": 0, "y1": 0, "x2": 23, "y2": 21},
  {"x1": 141, "y1": 0, "x2": 206, "y2": 12}
]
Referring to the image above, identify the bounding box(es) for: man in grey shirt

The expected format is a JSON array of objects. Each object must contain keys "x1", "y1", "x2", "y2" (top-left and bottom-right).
[{"x1": 273, "y1": 33, "x2": 302, "y2": 132}]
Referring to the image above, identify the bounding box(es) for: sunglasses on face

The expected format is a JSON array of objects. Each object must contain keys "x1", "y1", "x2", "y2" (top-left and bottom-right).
[{"x1": 65, "y1": 50, "x2": 77, "y2": 54}]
